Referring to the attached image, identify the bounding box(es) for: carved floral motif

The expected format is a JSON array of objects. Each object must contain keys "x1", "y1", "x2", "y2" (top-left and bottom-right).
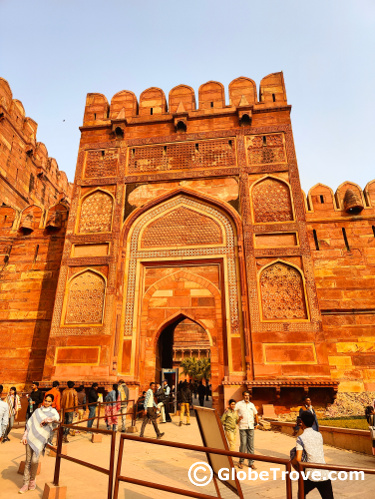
[
  {"x1": 65, "y1": 271, "x2": 105, "y2": 324},
  {"x1": 79, "y1": 191, "x2": 113, "y2": 233},
  {"x1": 260, "y1": 262, "x2": 307, "y2": 320},
  {"x1": 252, "y1": 178, "x2": 293, "y2": 223}
]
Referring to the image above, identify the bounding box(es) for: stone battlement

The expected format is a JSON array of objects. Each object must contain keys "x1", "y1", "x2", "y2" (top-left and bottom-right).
[
  {"x1": 305, "y1": 180, "x2": 375, "y2": 215},
  {"x1": 0, "y1": 77, "x2": 72, "y2": 211},
  {"x1": 82, "y1": 72, "x2": 287, "y2": 126}
]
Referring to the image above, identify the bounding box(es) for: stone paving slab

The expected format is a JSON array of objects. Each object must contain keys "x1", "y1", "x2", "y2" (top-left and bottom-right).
[{"x1": 1, "y1": 416, "x2": 375, "y2": 498}]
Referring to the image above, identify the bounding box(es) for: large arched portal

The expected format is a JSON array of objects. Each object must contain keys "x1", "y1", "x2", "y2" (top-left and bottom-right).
[{"x1": 119, "y1": 193, "x2": 246, "y2": 409}]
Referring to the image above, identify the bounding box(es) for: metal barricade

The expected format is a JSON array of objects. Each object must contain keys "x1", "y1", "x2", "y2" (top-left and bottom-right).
[{"x1": 113, "y1": 434, "x2": 293, "y2": 499}]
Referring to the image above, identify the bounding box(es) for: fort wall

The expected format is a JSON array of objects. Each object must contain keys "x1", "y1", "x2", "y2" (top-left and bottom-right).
[{"x1": 0, "y1": 79, "x2": 72, "y2": 387}]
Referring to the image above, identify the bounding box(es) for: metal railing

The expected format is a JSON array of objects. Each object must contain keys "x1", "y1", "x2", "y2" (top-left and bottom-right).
[
  {"x1": 61, "y1": 399, "x2": 136, "y2": 429},
  {"x1": 53, "y1": 423, "x2": 116, "y2": 499},
  {"x1": 113, "y1": 434, "x2": 294, "y2": 499}
]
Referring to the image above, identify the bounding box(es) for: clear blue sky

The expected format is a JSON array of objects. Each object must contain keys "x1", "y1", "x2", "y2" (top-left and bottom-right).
[{"x1": 1, "y1": 0, "x2": 374, "y2": 193}]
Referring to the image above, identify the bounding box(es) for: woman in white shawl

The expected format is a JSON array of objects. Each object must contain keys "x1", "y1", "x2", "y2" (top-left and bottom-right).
[{"x1": 19, "y1": 393, "x2": 60, "y2": 494}]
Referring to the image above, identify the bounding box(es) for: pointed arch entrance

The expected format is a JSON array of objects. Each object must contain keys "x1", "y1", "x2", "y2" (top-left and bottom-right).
[
  {"x1": 156, "y1": 314, "x2": 211, "y2": 379},
  {"x1": 119, "y1": 193, "x2": 246, "y2": 410}
]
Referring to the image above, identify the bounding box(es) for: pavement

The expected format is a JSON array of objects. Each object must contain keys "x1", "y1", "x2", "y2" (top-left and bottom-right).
[{"x1": 1, "y1": 407, "x2": 375, "y2": 498}]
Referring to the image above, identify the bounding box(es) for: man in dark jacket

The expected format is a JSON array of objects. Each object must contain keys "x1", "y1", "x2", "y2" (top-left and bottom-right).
[
  {"x1": 26, "y1": 382, "x2": 43, "y2": 424},
  {"x1": 87, "y1": 383, "x2": 99, "y2": 429},
  {"x1": 198, "y1": 381, "x2": 206, "y2": 407},
  {"x1": 178, "y1": 381, "x2": 192, "y2": 426},
  {"x1": 293, "y1": 396, "x2": 319, "y2": 435}
]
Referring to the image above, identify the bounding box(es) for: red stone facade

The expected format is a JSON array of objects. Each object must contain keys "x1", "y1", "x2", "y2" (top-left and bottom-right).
[
  {"x1": 0, "y1": 78, "x2": 72, "y2": 387},
  {"x1": 1, "y1": 74, "x2": 374, "y2": 412}
]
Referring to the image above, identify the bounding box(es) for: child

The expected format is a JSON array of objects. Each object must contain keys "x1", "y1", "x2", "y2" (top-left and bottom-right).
[{"x1": 221, "y1": 399, "x2": 240, "y2": 451}]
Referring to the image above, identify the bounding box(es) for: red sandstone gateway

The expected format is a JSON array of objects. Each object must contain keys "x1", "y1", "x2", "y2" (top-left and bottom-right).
[{"x1": 0, "y1": 73, "x2": 374, "y2": 412}]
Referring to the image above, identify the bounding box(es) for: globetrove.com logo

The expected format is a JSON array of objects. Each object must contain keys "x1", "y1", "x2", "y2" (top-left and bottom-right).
[{"x1": 188, "y1": 462, "x2": 364, "y2": 486}]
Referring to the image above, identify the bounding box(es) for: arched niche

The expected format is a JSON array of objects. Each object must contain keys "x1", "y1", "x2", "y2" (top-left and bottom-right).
[
  {"x1": 46, "y1": 202, "x2": 69, "y2": 230},
  {"x1": 83, "y1": 93, "x2": 109, "y2": 123},
  {"x1": 251, "y1": 176, "x2": 294, "y2": 223},
  {"x1": 139, "y1": 87, "x2": 167, "y2": 116},
  {"x1": 307, "y1": 183, "x2": 337, "y2": 212},
  {"x1": 35, "y1": 142, "x2": 49, "y2": 168},
  {"x1": 259, "y1": 72, "x2": 287, "y2": 104},
  {"x1": 364, "y1": 180, "x2": 375, "y2": 207},
  {"x1": 110, "y1": 90, "x2": 138, "y2": 119},
  {"x1": 335, "y1": 181, "x2": 366, "y2": 212},
  {"x1": 229, "y1": 77, "x2": 257, "y2": 107},
  {"x1": 10, "y1": 99, "x2": 25, "y2": 128},
  {"x1": 259, "y1": 261, "x2": 308, "y2": 321},
  {"x1": 169, "y1": 84, "x2": 196, "y2": 113},
  {"x1": 19, "y1": 205, "x2": 43, "y2": 233},
  {"x1": 63, "y1": 269, "x2": 106, "y2": 325},
  {"x1": 78, "y1": 189, "x2": 114, "y2": 234},
  {"x1": 198, "y1": 81, "x2": 225, "y2": 110}
]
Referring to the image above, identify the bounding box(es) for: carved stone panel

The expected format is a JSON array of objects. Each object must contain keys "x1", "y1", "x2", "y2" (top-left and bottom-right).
[
  {"x1": 259, "y1": 262, "x2": 307, "y2": 320},
  {"x1": 252, "y1": 178, "x2": 293, "y2": 223},
  {"x1": 141, "y1": 206, "x2": 223, "y2": 248},
  {"x1": 65, "y1": 270, "x2": 106, "y2": 324},
  {"x1": 84, "y1": 149, "x2": 119, "y2": 178},
  {"x1": 127, "y1": 139, "x2": 236, "y2": 174},
  {"x1": 78, "y1": 190, "x2": 113, "y2": 233},
  {"x1": 246, "y1": 134, "x2": 286, "y2": 165}
]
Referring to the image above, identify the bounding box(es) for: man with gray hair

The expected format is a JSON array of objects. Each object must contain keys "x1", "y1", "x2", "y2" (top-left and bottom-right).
[{"x1": 0, "y1": 385, "x2": 9, "y2": 441}]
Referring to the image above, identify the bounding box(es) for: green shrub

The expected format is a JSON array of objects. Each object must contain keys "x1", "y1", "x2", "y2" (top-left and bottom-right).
[{"x1": 319, "y1": 418, "x2": 369, "y2": 430}]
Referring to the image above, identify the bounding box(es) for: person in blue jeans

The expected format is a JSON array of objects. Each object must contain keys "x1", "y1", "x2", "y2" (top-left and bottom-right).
[{"x1": 87, "y1": 383, "x2": 99, "y2": 429}]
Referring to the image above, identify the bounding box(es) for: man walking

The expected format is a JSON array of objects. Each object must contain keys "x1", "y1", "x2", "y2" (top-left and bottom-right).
[
  {"x1": 87, "y1": 383, "x2": 99, "y2": 429},
  {"x1": 118, "y1": 379, "x2": 129, "y2": 432},
  {"x1": 155, "y1": 383, "x2": 166, "y2": 423},
  {"x1": 235, "y1": 390, "x2": 259, "y2": 469},
  {"x1": 139, "y1": 382, "x2": 164, "y2": 439},
  {"x1": 0, "y1": 385, "x2": 9, "y2": 441},
  {"x1": 61, "y1": 381, "x2": 78, "y2": 443},
  {"x1": 292, "y1": 411, "x2": 334, "y2": 498}
]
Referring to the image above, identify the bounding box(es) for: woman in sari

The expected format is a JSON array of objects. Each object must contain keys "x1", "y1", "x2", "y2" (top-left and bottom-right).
[
  {"x1": 19, "y1": 393, "x2": 60, "y2": 494},
  {"x1": 104, "y1": 384, "x2": 121, "y2": 431}
]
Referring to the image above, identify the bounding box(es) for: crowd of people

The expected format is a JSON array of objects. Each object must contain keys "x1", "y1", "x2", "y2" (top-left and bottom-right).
[{"x1": 1, "y1": 381, "x2": 374, "y2": 497}]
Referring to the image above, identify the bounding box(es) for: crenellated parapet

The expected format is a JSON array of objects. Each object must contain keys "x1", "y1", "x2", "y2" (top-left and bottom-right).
[
  {"x1": 306, "y1": 180, "x2": 375, "y2": 217},
  {"x1": 0, "y1": 77, "x2": 72, "y2": 212},
  {"x1": 81, "y1": 72, "x2": 288, "y2": 130}
]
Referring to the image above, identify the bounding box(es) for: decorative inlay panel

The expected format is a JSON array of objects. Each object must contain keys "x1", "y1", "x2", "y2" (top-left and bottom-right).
[
  {"x1": 141, "y1": 206, "x2": 223, "y2": 248},
  {"x1": 246, "y1": 133, "x2": 286, "y2": 165},
  {"x1": 84, "y1": 149, "x2": 119, "y2": 178},
  {"x1": 252, "y1": 178, "x2": 293, "y2": 223},
  {"x1": 65, "y1": 270, "x2": 105, "y2": 324},
  {"x1": 259, "y1": 262, "x2": 307, "y2": 320},
  {"x1": 127, "y1": 138, "x2": 236, "y2": 173},
  {"x1": 79, "y1": 191, "x2": 113, "y2": 233}
]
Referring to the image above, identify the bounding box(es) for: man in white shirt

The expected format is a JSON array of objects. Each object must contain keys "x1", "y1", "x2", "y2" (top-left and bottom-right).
[
  {"x1": 0, "y1": 385, "x2": 9, "y2": 441},
  {"x1": 235, "y1": 390, "x2": 259, "y2": 469},
  {"x1": 292, "y1": 411, "x2": 334, "y2": 498},
  {"x1": 139, "y1": 382, "x2": 164, "y2": 439}
]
